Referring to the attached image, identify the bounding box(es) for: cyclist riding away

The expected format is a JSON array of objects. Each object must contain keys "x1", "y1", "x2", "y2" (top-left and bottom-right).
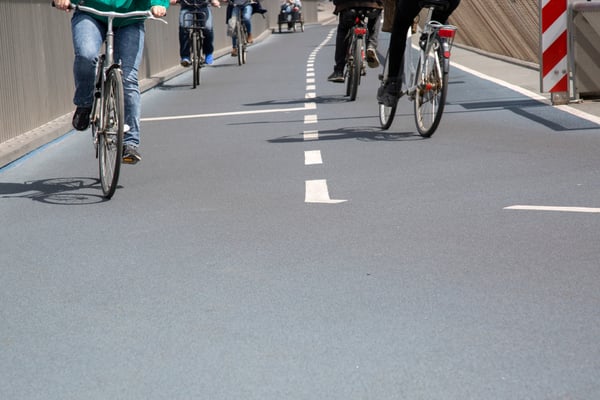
[
  {"x1": 377, "y1": 0, "x2": 460, "y2": 106},
  {"x1": 53, "y1": 0, "x2": 169, "y2": 164},
  {"x1": 327, "y1": 0, "x2": 383, "y2": 83},
  {"x1": 171, "y1": 0, "x2": 221, "y2": 66}
]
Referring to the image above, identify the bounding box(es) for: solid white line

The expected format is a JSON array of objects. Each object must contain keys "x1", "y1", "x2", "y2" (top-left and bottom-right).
[
  {"x1": 452, "y1": 62, "x2": 600, "y2": 126},
  {"x1": 305, "y1": 180, "x2": 346, "y2": 203},
  {"x1": 504, "y1": 205, "x2": 600, "y2": 213},
  {"x1": 141, "y1": 104, "x2": 314, "y2": 122},
  {"x1": 304, "y1": 150, "x2": 322, "y2": 165}
]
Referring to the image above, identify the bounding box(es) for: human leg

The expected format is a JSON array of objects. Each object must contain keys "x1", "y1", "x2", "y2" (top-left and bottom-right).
[
  {"x1": 179, "y1": 8, "x2": 192, "y2": 62},
  {"x1": 243, "y1": 4, "x2": 253, "y2": 42},
  {"x1": 202, "y1": 7, "x2": 215, "y2": 57},
  {"x1": 114, "y1": 21, "x2": 145, "y2": 149},
  {"x1": 366, "y1": 8, "x2": 382, "y2": 68}
]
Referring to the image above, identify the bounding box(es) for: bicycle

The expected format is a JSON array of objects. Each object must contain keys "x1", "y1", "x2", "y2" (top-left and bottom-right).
[
  {"x1": 54, "y1": 2, "x2": 166, "y2": 198},
  {"x1": 228, "y1": 0, "x2": 254, "y2": 66},
  {"x1": 378, "y1": 0, "x2": 457, "y2": 137},
  {"x1": 182, "y1": 2, "x2": 210, "y2": 88},
  {"x1": 344, "y1": 8, "x2": 379, "y2": 101}
]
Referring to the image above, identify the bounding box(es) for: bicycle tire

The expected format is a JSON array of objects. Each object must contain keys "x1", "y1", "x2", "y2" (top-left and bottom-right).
[
  {"x1": 349, "y1": 36, "x2": 362, "y2": 101},
  {"x1": 378, "y1": 50, "x2": 397, "y2": 130},
  {"x1": 192, "y1": 31, "x2": 200, "y2": 88},
  {"x1": 414, "y1": 36, "x2": 448, "y2": 137},
  {"x1": 236, "y1": 22, "x2": 243, "y2": 66},
  {"x1": 241, "y1": 25, "x2": 247, "y2": 64},
  {"x1": 98, "y1": 67, "x2": 124, "y2": 199}
]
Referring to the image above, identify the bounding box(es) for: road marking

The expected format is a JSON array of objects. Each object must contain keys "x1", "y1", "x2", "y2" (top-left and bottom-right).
[
  {"x1": 304, "y1": 150, "x2": 322, "y2": 165},
  {"x1": 504, "y1": 205, "x2": 600, "y2": 213},
  {"x1": 306, "y1": 78, "x2": 315, "y2": 84},
  {"x1": 453, "y1": 63, "x2": 600, "y2": 126},
  {"x1": 141, "y1": 104, "x2": 315, "y2": 122},
  {"x1": 306, "y1": 84, "x2": 316, "y2": 91},
  {"x1": 305, "y1": 180, "x2": 347, "y2": 204},
  {"x1": 303, "y1": 130, "x2": 319, "y2": 140},
  {"x1": 304, "y1": 115, "x2": 318, "y2": 124},
  {"x1": 305, "y1": 92, "x2": 316, "y2": 99}
]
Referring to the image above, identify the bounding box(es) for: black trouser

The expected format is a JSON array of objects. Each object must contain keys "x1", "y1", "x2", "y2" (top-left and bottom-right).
[
  {"x1": 334, "y1": 8, "x2": 382, "y2": 72},
  {"x1": 387, "y1": 0, "x2": 460, "y2": 81}
]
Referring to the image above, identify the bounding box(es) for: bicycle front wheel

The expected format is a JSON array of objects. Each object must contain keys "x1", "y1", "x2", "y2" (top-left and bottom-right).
[
  {"x1": 378, "y1": 50, "x2": 397, "y2": 130},
  {"x1": 414, "y1": 37, "x2": 448, "y2": 137},
  {"x1": 98, "y1": 68, "x2": 124, "y2": 199},
  {"x1": 236, "y1": 23, "x2": 243, "y2": 66},
  {"x1": 346, "y1": 36, "x2": 362, "y2": 101},
  {"x1": 241, "y1": 26, "x2": 248, "y2": 64},
  {"x1": 192, "y1": 32, "x2": 200, "y2": 88}
]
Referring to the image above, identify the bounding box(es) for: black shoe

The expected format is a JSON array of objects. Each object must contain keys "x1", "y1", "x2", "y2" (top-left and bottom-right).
[
  {"x1": 72, "y1": 106, "x2": 91, "y2": 131},
  {"x1": 327, "y1": 70, "x2": 344, "y2": 83},
  {"x1": 122, "y1": 144, "x2": 141, "y2": 164},
  {"x1": 377, "y1": 79, "x2": 400, "y2": 107}
]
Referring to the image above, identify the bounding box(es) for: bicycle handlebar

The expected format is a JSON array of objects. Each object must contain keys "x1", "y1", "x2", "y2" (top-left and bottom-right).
[{"x1": 52, "y1": 2, "x2": 168, "y2": 23}]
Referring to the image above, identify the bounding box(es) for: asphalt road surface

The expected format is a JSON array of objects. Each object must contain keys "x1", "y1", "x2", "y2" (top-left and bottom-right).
[{"x1": 1, "y1": 23, "x2": 599, "y2": 400}]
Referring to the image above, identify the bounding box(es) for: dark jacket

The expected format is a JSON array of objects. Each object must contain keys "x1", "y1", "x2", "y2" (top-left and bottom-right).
[{"x1": 333, "y1": 0, "x2": 383, "y2": 14}]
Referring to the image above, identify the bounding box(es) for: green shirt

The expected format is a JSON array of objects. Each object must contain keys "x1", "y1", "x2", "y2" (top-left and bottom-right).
[{"x1": 75, "y1": 0, "x2": 170, "y2": 26}]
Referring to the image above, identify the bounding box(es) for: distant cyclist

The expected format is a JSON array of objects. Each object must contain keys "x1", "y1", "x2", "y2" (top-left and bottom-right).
[
  {"x1": 327, "y1": 0, "x2": 383, "y2": 83},
  {"x1": 171, "y1": 0, "x2": 221, "y2": 66},
  {"x1": 53, "y1": 0, "x2": 169, "y2": 164},
  {"x1": 377, "y1": 0, "x2": 460, "y2": 106}
]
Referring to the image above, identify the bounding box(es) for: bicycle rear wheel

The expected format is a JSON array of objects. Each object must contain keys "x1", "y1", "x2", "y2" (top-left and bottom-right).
[
  {"x1": 98, "y1": 68, "x2": 124, "y2": 199},
  {"x1": 346, "y1": 36, "x2": 362, "y2": 101},
  {"x1": 414, "y1": 36, "x2": 448, "y2": 137},
  {"x1": 378, "y1": 50, "x2": 397, "y2": 130},
  {"x1": 192, "y1": 31, "x2": 200, "y2": 88}
]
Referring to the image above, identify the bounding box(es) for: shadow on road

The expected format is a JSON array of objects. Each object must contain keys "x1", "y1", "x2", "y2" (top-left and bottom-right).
[{"x1": 0, "y1": 177, "x2": 108, "y2": 205}]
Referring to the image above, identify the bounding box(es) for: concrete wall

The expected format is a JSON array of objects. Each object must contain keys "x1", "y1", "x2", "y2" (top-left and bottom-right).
[{"x1": 450, "y1": 0, "x2": 540, "y2": 65}]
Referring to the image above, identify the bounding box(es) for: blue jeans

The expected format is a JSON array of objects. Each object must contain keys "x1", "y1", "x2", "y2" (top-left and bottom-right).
[
  {"x1": 179, "y1": 6, "x2": 214, "y2": 58},
  {"x1": 71, "y1": 11, "x2": 145, "y2": 147},
  {"x1": 231, "y1": 4, "x2": 252, "y2": 47}
]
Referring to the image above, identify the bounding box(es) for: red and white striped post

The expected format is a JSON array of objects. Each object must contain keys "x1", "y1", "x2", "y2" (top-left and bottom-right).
[{"x1": 540, "y1": 0, "x2": 570, "y2": 104}]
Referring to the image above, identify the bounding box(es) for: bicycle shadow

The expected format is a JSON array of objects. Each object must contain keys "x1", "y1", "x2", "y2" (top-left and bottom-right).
[
  {"x1": 0, "y1": 177, "x2": 109, "y2": 205},
  {"x1": 269, "y1": 126, "x2": 424, "y2": 143}
]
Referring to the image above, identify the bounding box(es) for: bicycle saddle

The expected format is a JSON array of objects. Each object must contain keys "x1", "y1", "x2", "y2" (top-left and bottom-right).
[{"x1": 417, "y1": 0, "x2": 450, "y2": 11}]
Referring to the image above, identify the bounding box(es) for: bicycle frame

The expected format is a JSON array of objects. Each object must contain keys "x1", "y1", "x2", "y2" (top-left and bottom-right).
[{"x1": 406, "y1": 10, "x2": 456, "y2": 99}]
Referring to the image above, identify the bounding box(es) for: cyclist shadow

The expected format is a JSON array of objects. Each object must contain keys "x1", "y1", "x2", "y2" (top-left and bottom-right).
[
  {"x1": 0, "y1": 177, "x2": 109, "y2": 205},
  {"x1": 269, "y1": 126, "x2": 425, "y2": 143},
  {"x1": 247, "y1": 95, "x2": 349, "y2": 107}
]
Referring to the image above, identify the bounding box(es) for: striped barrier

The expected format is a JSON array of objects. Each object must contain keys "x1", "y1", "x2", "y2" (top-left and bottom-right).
[{"x1": 540, "y1": 0, "x2": 570, "y2": 104}]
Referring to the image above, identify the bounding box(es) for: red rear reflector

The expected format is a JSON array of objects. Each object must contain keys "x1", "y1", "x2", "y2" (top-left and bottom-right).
[
  {"x1": 438, "y1": 28, "x2": 455, "y2": 38},
  {"x1": 444, "y1": 50, "x2": 451, "y2": 58},
  {"x1": 354, "y1": 27, "x2": 367, "y2": 35}
]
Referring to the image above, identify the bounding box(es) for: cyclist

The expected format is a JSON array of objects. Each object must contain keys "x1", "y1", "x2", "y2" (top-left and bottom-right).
[
  {"x1": 327, "y1": 0, "x2": 383, "y2": 83},
  {"x1": 171, "y1": 0, "x2": 221, "y2": 66},
  {"x1": 53, "y1": 0, "x2": 169, "y2": 164},
  {"x1": 377, "y1": 0, "x2": 460, "y2": 106},
  {"x1": 226, "y1": 0, "x2": 266, "y2": 56},
  {"x1": 280, "y1": 0, "x2": 301, "y2": 29}
]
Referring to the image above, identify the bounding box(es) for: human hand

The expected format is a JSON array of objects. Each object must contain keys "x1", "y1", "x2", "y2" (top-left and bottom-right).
[
  {"x1": 53, "y1": 0, "x2": 72, "y2": 11},
  {"x1": 211, "y1": 0, "x2": 221, "y2": 7},
  {"x1": 169, "y1": 0, "x2": 178, "y2": 5},
  {"x1": 151, "y1": 5, "x2": 167, "y2": 17}
]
